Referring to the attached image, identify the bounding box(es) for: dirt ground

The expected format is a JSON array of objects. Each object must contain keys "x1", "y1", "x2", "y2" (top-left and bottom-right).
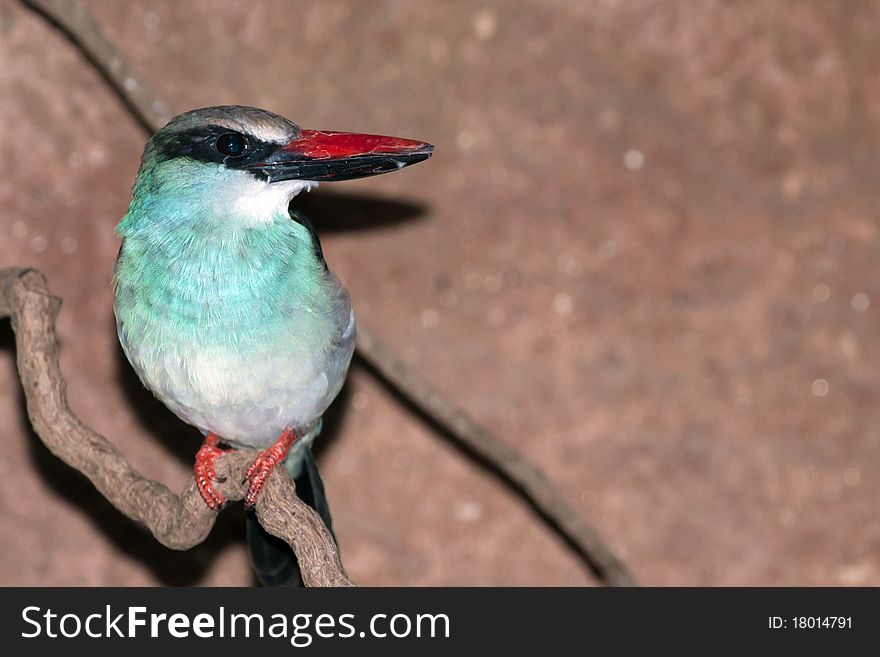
[{"x1": 2, "y1": 0, "x2": 879, "y2": 586}]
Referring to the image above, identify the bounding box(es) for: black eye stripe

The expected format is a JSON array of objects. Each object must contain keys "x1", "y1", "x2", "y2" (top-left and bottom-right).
[{"x1": 150, "y1": 125, "x2": 277, "y2": 177}]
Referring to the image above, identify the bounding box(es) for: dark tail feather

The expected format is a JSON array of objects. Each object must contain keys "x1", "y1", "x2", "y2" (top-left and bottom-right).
[{"x1": 246, "y1": 447, "x2": 334, "y2": 586}]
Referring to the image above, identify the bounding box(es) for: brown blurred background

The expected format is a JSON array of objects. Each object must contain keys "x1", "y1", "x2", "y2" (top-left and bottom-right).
[{"x1": 2, "y1": 0, "x2": 879, "y2": 586}]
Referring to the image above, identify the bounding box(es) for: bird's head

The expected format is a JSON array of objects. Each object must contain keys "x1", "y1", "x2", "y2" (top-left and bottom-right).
[{"x1": 122, "y1": 105, "x2": 433, "y2": 230}]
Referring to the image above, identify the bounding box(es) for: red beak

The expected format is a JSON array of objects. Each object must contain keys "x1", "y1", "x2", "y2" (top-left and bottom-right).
[{"x1": 249, "y1": 129, "x2": 433, "y2": 182}]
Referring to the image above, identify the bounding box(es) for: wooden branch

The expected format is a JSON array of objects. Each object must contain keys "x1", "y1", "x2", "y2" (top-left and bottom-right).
[
  {"x1": 0, "y1": 268, "x2": 353, "y2": 587},
  {"x1": 19, "y1": 0, "x2": 637, "y2": 586}
]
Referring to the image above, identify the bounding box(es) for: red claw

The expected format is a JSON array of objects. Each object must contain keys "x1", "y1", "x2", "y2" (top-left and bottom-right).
[
  {"x1": 245, "y1": 428, "x2": 298, "y2": 507},
  {"x1": 194, "y1": 433, "x2": 230, "y2": 510}
]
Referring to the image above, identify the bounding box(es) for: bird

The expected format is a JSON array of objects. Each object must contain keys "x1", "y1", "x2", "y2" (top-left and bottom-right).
[{"x1": 113, "y1": 105, "x2": 432, "y2": 585}]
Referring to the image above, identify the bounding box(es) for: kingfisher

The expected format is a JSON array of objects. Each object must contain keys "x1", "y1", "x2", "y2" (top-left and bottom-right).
[{"x1": 113, "y1": 106, "x2": 432, "y2": 585}]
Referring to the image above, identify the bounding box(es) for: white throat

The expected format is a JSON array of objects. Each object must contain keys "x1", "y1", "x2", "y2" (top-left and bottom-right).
[{"x1": 229, "y1": 178, "x2": 320, "y2": 224}]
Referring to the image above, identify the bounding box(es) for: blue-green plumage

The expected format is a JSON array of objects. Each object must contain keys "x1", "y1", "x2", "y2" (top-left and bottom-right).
[
  {"x1": 115, "y1": 160, "x2": 354, "y2": 453},
  {"x1": 114, "y1": 105, "x2": 432, "y2": 585}
]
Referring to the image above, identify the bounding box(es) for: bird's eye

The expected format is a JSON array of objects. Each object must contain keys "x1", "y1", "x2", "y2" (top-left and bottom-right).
[{"x1": 216, "y1": 133, "x2": 248, "y2": 157}]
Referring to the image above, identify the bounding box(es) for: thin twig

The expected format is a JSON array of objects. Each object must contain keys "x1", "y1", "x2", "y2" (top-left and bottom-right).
[
  {"x1": 1, "y1": 268, "x2": 354, "y2": 587},
  {"x1": 357, "y1": 333, "x2": 636, "y2": 587},
  {"x1": 20, "y1": 0, "x2": 637, "y2": 586},
  {"x1": 21, "y1": 0, "x2": 171, "y2": 132}
]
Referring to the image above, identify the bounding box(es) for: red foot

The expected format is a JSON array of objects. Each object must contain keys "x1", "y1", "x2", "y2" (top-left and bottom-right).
[
  {"x1": 194, "y1": 433, "x2": 231, "y2": 510},
  {"x1": 245, "y1": 428, "x2": 298, "y2": 507}
]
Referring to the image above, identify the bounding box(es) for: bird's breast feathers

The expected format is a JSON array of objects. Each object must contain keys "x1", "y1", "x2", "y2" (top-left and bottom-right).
[{"x1": 114, "y1": 234, "x2": 355, "y2": 447}]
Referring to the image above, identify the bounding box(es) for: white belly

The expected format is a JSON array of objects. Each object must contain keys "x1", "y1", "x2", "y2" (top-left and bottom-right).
[{"x1": 121, "y1": 308, "x2": 356, "y2": 448}]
